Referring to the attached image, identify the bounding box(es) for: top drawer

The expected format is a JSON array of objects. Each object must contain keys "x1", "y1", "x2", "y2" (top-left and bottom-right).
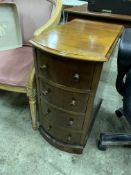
[{"x1": 37, "y1": 50, "x2": 96, "y2": 90}]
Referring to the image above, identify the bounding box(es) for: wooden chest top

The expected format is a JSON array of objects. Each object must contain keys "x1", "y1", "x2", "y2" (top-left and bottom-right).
[{"x1": 31, "y1": 19, "x2": 123, "y2": 62}]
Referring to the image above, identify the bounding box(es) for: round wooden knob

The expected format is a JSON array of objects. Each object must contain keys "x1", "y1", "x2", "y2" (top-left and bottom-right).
[
  {"x1": 40, "y1": 64, "x2": 47, "y2": 70},
  {"x1": 73, "y1": 73, "x2": 80, "y2": 81},
  {"x1": 69, "y1": 118, "x2": 74, "y2": 126},
  {"x1": 42, "y1": 90, "x2": 49, "y2": 96},
  {"x1": 70, "y1": 99, "x2": 76, "y2": 106},
  {"x1": 67, "y1": 134, "x2": 72, "y2": 141},
  {"x1": 44, "y1": 109, "x2": 51, "y2": 116},
  {"x1": 48, "y1": 125, "x2": 52, "y2": 131}
]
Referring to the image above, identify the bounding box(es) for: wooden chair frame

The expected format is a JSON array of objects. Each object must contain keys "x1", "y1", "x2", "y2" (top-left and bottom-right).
[{"x1": 0, "y1": 0, "x2": 62, "y2": 129}]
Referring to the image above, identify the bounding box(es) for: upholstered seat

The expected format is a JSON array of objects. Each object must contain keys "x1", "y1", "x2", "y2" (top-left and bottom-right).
[
  {"x1": 0, "y1": 46, "x2": 33, "y2": 86},
  {"x1": 0, "y1": 0, "x2": 62, "y2": 129}
]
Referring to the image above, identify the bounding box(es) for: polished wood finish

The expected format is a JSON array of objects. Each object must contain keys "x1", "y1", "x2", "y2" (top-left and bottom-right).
[
  {"x1": 37, "y1": 51, "x2": 95, "y2": 88},
  {"x1": 32, "y1": 19, "x2": 123, "y2": 61},
  {"x1": 40, "y1": 99, "x2": 85, "y2": 129},
  {"x1": 64, "y1": 4, "x2": 131, "y2": 26},
  {"x1": 40, "y1": 80, "x2": 89, "y2": 113},
  {"x1": 31, "y1": 19, "x2": 123, "y2": 153}
]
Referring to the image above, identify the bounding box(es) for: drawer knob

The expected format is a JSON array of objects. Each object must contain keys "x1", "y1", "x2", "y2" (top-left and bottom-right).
[
  {"x1": 73, "y1": 73, "x2": 80, "y2": 81},
  {"x1": 69, "y1": 118, "x2": 74, "y2": 126},
  {"x1": 42, "y1": 90, "x2": 49, "y2": 96},
  {"x1": 40, "y1": 64, "x2": 47, "y2": 70},
  {"x1": 70, "y1": 99, "x2": 76, "y2": 106},
  {"x1": 67, "y1": 134, "x2": 72, "y2": 141},
  {"x1": 48, "y1": 125, "x2": 52, "y2": 131},
  {"x1": 44, "y1": 109, "x2": 51, "y2": 116}
]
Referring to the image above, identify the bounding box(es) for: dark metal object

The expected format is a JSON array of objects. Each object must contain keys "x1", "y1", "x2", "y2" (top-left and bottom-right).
[
  {"x1": 98, "y1": 29, "x2": 131, "y2": 151},
  {"x1": 98, "y1": 133, "x2": 131, "y2": 151},
  {"x1": 88, "y1": 0, "x2": 131, "y2": 15}
]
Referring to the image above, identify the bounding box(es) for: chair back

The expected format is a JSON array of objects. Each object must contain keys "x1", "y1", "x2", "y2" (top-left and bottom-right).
[{"x1": 3, "y1": 0, "x2": 54, "y2": 43}]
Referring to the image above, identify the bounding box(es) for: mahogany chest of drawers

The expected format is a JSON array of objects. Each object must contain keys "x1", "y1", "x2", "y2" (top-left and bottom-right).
[{"x1": 31, "y1": 19, "x2": 123, "y2": 153}]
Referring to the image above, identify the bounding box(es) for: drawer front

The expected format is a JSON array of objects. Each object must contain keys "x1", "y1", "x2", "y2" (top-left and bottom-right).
[
  {"x1": 40, "y1": 80, "x2": 89, "y2": 113},
  {"x1": 40, "y1": 99, "x2": 85, "y2": 130},
  {"x1": 37, "y1": 51, "x2": 95, "y2": 90},
  {"x1": 41, "y1": 119, "x2": 81, "y2": 145}
]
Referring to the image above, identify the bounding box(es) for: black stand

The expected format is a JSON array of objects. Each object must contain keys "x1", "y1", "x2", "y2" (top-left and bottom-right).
[{"x1": 98, "y1": 133, "x2": 131, "y2": 151}]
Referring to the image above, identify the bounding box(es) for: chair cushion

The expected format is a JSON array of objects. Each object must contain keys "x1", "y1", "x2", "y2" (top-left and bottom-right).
[
  {"x1": 0, "y1": 46, "x2": 33, "y2": 87},
  {"x1": 13, "y1": 0, "x2": 53, "y2": 43},
  {"x1": 3, "y1": 0, "x2": 53, "y2": 43}
]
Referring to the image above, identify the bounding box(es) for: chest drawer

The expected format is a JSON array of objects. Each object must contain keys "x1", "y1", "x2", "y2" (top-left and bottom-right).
[
  {"x1": 40, "y1": 80, "x2": 89, "y2": 113},
  {"x1": 41, "y1": 119, "x2": 81, "y2": 145},
  {"x1": 40, "y1": 99, "x2": 85, "y2": 130},
  {"x1": 37, "y1": 51, "x2": 95, "y2": 90}
]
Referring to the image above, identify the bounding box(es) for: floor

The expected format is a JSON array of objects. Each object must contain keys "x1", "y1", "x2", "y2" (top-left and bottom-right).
[{"x1": 0, "y1": 47, "x2": 130, "y2": 175}]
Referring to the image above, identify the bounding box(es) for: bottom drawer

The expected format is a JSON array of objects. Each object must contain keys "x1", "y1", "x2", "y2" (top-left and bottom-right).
[{"x1": 41, "y1": 120, "x2": 81, "y2": 145}]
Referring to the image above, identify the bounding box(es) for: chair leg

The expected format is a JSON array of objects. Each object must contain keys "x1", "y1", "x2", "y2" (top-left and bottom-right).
[
  {"x1": 29, "y1": 95, "x2": 37, "y2": 129},
  {"x1": 27, "y1": 87, "x2": 37, "y2": 130}
]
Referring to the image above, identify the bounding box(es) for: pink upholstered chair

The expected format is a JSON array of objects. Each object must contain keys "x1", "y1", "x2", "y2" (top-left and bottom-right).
[{"x1": 0, "y1": 0, "x2": 62, "y2": 129}]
